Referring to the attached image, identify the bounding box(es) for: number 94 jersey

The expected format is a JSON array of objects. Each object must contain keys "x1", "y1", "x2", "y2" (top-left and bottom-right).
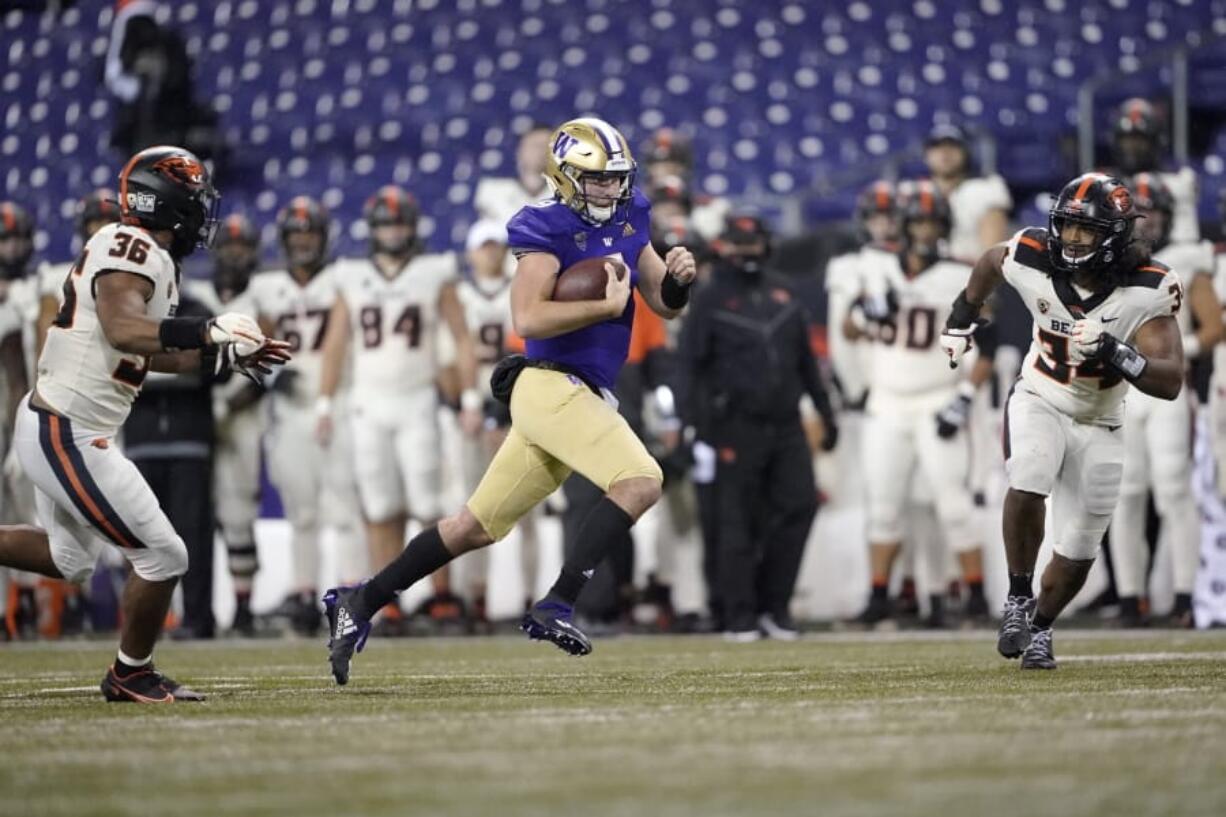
[
  {"x1": 332, "y1": 252, "x2": 459, "y2": 396},
  {"x1": 858, "y1": 247, "x2": 972, "y2": 410},
  {"x1": 38, "y1": 222, "x2": 178, "y2": 435},
  {"x1": 1005, "y1": 227, "x2": 1181, "y2": 425}
]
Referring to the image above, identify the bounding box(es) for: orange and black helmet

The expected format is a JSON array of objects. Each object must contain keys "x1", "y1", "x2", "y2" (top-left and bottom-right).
[
  {"x1": 75, "y1": 188, "x2": 121, "y2": 241},
  {"x1": 1129, "y1": 172, "x2": 1174, "y2": 251},
  {"x1": 118, "y1": 145, "x2": 220, "y2": 259},
  {"x1": 1047, "y1": 173, "x2": 1139, "y2": 274},
  {"x1": 276, "y1": 196, "x2": 330, "y2": 269},
  {"x1": 855, "y1": 179, "x2": 898, "y2": 223},
  {"x1": 898, "y1": 180, "x2": 951, "y2": 235},
  {"x1": 213, "y1": 213, "x2": 261, "y2": 292},
  {"x1": 0, "y1": 200, "x2": 34, "y2": 279},
  {"x1": 1113, "y1": 98, "x2": 1162, "y2": 174},
  {"x1": 363, "y1": 185, "x2": 420, "y2": 255}
]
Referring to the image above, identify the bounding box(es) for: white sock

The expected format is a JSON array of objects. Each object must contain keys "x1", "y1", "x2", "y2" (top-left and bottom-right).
[{"x1": 116, "y1": 649, "x2": 152, "y2": 669}]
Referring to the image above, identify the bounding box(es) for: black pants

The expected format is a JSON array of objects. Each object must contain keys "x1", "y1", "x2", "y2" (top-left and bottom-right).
[
  {"x1": 133, "y1": 456, "x2": 215, "y2": 636},
  {"x1": 561, "y1": 474, "x2": 633, "y2": 622},
  {"x1": 710, "y1": 418, "x2": 818, "y2": 631}
]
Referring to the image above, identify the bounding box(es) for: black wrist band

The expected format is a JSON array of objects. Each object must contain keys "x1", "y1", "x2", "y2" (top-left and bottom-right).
[
  {"x1": 1100, "y1": 334, "x2": 1148, "y2": 382},
  {"x1": 947, "y1": 290, "x2": 981, "y2": 329},
  {"x1": 159, "y1": 317, "x2": 210, "y2": 351},
  {"x1": 661, "y1": 273, "x2": 692, "y2": 309}
]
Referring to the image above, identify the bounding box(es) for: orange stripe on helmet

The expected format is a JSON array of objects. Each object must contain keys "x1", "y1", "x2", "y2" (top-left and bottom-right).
[
  {"x1": 384, "y1": 187, "x2": 399, "y2": 220},
  {"x1": 919, "y1": 185, "x2": 933, "y2": 214},
  {"x1": 875, "y1": 184, "x2": 889, "y2": 210},
  {"x1": 1137, "y1": 175, "x2": 1151, "y2": 199},
  {"x1": 118, "y1": 152, "x2": 146, "y2": 225},
  {"x1": 228, "y1": 217, "x2": 241, "y2": 239},
  {"x1": 1073, "y1": 174, "x2": 1097, "y2": 201},
  {"x1": 1, "y1": 204, "x2": 12, "y2": 232}
]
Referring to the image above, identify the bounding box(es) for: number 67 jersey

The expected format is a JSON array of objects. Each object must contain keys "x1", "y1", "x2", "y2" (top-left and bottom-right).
[
  {"x1": 38, "y1": 222, "x2": 178, "y2": 434},
  {"x1": 1004, "y1": 227, "x2": 1182, "y2": 425}
]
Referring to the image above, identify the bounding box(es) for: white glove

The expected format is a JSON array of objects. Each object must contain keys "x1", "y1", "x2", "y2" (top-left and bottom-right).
[
  {"x1": 208, "y1": 313, "x2": 266, "y2": 357},
  {"x1": 1069, "y1": 318, "x2": 1106, "y2": 365},
  {"x1": 939, "y1": 324, "x2": 979, "y2": 369}
]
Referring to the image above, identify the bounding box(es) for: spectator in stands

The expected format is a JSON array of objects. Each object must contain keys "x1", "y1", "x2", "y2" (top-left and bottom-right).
[
  {"x1": 473, "y1": 123, "x2": 552, "y2": 227},
  {"x1": 923, "y1": 124, "x2": 1012, "y2": 263},
  {"x1": 104, "y1": 0, "x2": 220, "y2": 160}
]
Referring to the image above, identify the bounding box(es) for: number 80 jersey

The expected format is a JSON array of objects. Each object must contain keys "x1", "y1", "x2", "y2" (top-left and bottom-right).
[
  {"x1": 1004, "y1": 227, "x2": 1181, "y2": 425},
  {"x1": 331, "y1": 252, "x2": 459, "y2": 397},
  {"x1": 38, "y1": 222, "x2": 179, "y2": 435}
]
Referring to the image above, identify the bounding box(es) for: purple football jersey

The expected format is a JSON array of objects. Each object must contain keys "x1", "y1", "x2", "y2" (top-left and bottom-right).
[{"x1": 506, "y1": 189, "x2": 652, "y2": 390}]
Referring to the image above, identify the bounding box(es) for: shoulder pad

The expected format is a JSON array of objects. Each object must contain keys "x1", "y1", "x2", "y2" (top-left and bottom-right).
[{"x1": 1009, "y1": 227, "x2": 1052, "y2": 273}]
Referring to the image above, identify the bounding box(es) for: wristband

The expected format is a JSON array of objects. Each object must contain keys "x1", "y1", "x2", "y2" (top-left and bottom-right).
[
  {"x1": 661, "y1": 273, "x2": 692, "y2": 309},
  {"x1": 1100, "y1": 334, "x2": 1148, "y2": 382},
  {"x1": 947, "y1": 290, "x2": 982, "y2": 330},
  {"x1": 1182, "y1": 334, "x2": 1201, "y2": 360},
  {"x1": 158, "y1": 316, "x2": 210, "y2": 351},
  {"x1": 315, "y1": 396, "x2": 334, "y2": 417},
  {"x1": 460, "y1": 388, "x2": 483, "y2": 412}
]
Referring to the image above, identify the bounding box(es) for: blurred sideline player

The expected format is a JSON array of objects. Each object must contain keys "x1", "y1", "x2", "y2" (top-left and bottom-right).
[
  {"x1": 1110, "y1": 98, "x2": 1199, "y2": 245},
  {"x1": 844, "y1": 182, "x2": 994, "y2": 627},
  {"x1": 249, "y1": 196, "x2": 364, "y2": 635},
  {"x1": 186, "y1": 213, "x2": 265, "y2": 635},
  {"x1": 641, "y1": 128, "x2": 729, "y2": 241},
  {"x1": 453, "y1": 219, "x2": 541, "y2": 619},
  {"x1": 324, "y1": 117, "x2": 697, "y2": 685},
  {"x1": 474, "y1": 123, "x2": 552, "y2": 226},
  {"x1": 944, "y1": 173, "x2": 1185, "y2": 669},
  {"x1": 923, "y1": 125, "x2": 1012, "y2": 264},
  {"x1": 0, "y1": 146, "x2": 288, "y2": 700},
  {"x1": 1109, "y1": 173, "x2": 1220, "y2": 627},
  {"x1": 317, "y1": 186, "x2": 480, "y2": 629}
]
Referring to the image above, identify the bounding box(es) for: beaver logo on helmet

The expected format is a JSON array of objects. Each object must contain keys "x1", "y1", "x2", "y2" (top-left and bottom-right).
[{"x1": 151, "y1": 155, "x2": 207, "y2": 187}]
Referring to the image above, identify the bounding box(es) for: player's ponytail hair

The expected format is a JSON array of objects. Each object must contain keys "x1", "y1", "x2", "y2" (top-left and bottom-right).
[{"x1": 1115, "y1": 237, "x2": 1153, "y2": 276}]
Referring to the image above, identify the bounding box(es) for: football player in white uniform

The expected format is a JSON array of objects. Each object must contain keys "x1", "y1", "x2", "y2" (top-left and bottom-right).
[
  {"x1": 248, "y1": 197, "x2": 364, "y2": 635},
  {"x1": 923, "y1": 125, "x2": 1012, "y2": 264},
  {"x1": 844, "y1": 182, "x2": 994, "y2": 626},
  {"x1": 474, "y1": 124, "x2": 552, "y2": 227},
  {"x1": 1110, "y1": 173, "x2": 1221, "y2": 626},
  {"x1": 943, "y1": 173, "x2": 1185, "y2": 669},
  {"x1": 186, "y1": 213, "x2": 266, "y2": 634},
  {"x1": 0, "y1": 147, "x2": 289, "y2": 700},
  {"x1": 35, "y1": 191, "x2": 123, "y2": 359},
  {"x1": 317, "y1": 185, "x2": 480, "y2": 627},
  {"x1": 1111, "y1": 98, "x2": 1200, "y2": 244}
]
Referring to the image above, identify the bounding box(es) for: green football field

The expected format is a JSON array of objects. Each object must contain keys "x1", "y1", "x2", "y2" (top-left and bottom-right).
[{"x1": 2, "y1": 631, "x2": 1224, "y2": 817}]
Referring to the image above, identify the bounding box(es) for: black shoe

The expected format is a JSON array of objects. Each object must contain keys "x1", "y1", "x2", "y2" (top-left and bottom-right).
[
  {"x1": 322, "y1": 584, "x2": 372, "y2": 686},
  {"x1": 1117, "y1": 596, "x2": 1149, "y2": 629},
  {"x1": 101, "y1": 663, "x2": 206, "y2": 703},
  {"x1": 922, "y1": 596, "x2": 947, "y2": 629},
  {"x1": 292, "y1": 592, "x2": 323, "y2": 636},
  {"x1": 852, "y1": 595, "x2": 893, "y2": 627},
  {"x1": 521, "y1": 599, "x2": 592, "y2": 656},
  {"x1": 997, "y1": 596, "x2": 1034, "y2": 659},
  {"x1": 1020, "y1": 627, "x2": 1057, "y2": 670},
  {"x1": 1171, "y1": 593, "x2": 1194, "y2": 629},
  {"x1": 964, "y1": 593, "x2": 990, "y2": 621},
  {"x1": 232, "y1": 601, "x2": 256, "y2": 637},
  {"x1": 758, "y1": 612, "x2": 799, "y2": 641}
]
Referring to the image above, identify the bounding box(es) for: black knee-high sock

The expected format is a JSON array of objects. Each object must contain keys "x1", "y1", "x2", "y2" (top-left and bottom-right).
[
  {"x1": 547, "y1": 497, "x2": 634, "y2": 605},
  {"x1": 354, "y1": 527, "x2": 453, "y2": 619}
]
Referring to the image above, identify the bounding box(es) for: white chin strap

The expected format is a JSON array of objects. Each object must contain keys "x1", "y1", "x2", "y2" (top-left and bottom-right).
[{"x1": 586, "y1": 202, "x2": 615, "y2": 223}]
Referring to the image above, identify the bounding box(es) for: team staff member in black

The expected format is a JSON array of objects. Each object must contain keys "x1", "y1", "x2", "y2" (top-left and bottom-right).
[
  {"x1": 123, "y1": 292, "x2": 218, "y2": 640},
  {"x1": 676, "y1": 214, "x2": 838, "y2": 641}
]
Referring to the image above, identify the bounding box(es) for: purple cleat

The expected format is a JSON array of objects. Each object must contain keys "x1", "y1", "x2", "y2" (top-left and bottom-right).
[{"x1": 323, "y1": 584, "x2": 372, "y2": 686}]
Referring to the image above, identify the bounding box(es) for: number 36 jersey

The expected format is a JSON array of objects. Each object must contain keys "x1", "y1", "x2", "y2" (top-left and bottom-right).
[
  {"x1": 38, "y1": 222, "x2": 178, "y2": 435},
  {"x1": 247, "y1": 265, "x2": 340, "y2": 404},
  {"x1": 1004, "y1": 227, "x2": 1181, "y2": 425},
  {"x1": 332, "y1": 252, "x2": 458, "y2": 398}
]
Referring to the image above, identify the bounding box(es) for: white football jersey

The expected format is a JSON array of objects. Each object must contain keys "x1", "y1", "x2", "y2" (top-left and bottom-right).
[
  {"x1": 38, "y1": 222, "x2": 179, "y2": 434},
  {"x1": 184, "y1": 277, "x2": 256, "y2": 319},
  {"x1": 947, "y1": 174, "x2": 1012, "y2": 263},
  {"x1": 457, "y1": 275, "x2": 513, "y2": 396},
  {"x1": 333, "y1": 252, "x2": 458, "y2": 396},
  {"x1": 1154, "y1": 240, "x2": 1213, "y2": 340},
  {"x1": 857, "y1": 248, "x2": 973, "y2": 407},
  {"x1": 824, "y1": 247, "x2": 873, "y2": 403},
  {"x1": 1004, "y1": 227, "x2": 1181, "y2": 424},
  {"x1": 247, "y1": 266, "x2": 340, "y2": 403},
  {"x1": 1162, "y1": 166, "x2": 1200, "y2": 244}
]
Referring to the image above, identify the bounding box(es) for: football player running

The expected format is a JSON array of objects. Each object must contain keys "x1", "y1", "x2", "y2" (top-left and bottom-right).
[
  {"x1": 317, "y1": 185, "x2": 480, "y2": 629},
  {"x1": 323, "y1": 117, "x2": 697, "y2": 685},
  {"x1": 944, "y1": 173, "x2": 1184, "y2": 669},
  {"x1": 1109, "y1": 173, "x2": 1220, "y2": 627},
  {"x1": 0, "y1": 146, "x2": 289, "y2": 701}
]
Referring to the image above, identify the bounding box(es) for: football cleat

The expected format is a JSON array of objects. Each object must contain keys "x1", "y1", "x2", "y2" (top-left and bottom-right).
[
  {"x1": 101, "y1": 663, "x2": 206, "y2": 703},
  {"x1": 851, "y1": 595, "x2": 893, "y2": 628},
  {"x1": 758, "y1": 613, "x2": 799, "y2": 641},
  {"x1": 997, "y1": 596, "x2": 1035, "y2": 659},
  {"x1": 323, "y1": 584, "x2": 372, "y2": 686},
  {"x1": 1020, "y1": 627, "x2": 1057, "y2": 670},
  {"x1": 521, "y1": 600, "x2": 592, "y2": 656}
]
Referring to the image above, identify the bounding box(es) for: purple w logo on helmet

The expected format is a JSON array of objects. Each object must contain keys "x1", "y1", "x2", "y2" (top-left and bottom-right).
[{"x1": 553, "y1": 133, "x2": 578, "y2": 159}]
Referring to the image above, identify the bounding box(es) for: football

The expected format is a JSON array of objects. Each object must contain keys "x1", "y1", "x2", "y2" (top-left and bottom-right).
[{"x1": 552, "y1": 256, "x2": 626, "y2": 302}]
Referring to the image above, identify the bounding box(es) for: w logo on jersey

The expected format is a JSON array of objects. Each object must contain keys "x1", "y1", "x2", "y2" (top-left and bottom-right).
[{"x1": 553, "y1": 133, "x2": 578, "y2": 159}]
